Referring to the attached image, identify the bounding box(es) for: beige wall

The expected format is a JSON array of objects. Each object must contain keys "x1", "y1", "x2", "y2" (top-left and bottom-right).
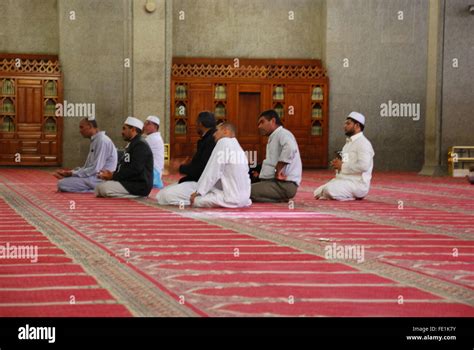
[
  {"x1": 324, "y1": 0, "x2": 429, "y2": 171},
  {"x1": 0, "y1": 0, "x2": 59, "y2": 54},
  {"x1": 441, "y1": 0, "x2": 474, "y2": 167},
  {"x1": 132, "y1": 0, "x2": 168, "y2": 143},
  {"x1": 58, "y1": 0, "x2": 130, "y2": 167},
  {"x1": 172, "y1": 0, "x2": 324, "y2": 59}
]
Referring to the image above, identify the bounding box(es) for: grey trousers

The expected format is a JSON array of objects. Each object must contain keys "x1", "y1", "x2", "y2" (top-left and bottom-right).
[
  {"x1": 250, "y1": 179, "x2": 298, "y2": 203},
  {"x1": 95, "y1": 181, "x2": 139, "y2": 198},
  {"x1": 58, "y1": 176, "x2": 101, "y2": 193}
]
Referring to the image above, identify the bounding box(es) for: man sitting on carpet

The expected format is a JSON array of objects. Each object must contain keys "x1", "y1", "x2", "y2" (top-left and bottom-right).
[
  {"x1": 54, "y1": 117, "x2": 117, "y2": 193},
  {"x1": 143, "y1": 115, "x2": 165, "y2": 189},
  {"x1": 189, "y1": 122, "x2": 251, "y2": 208},
  {"x1": 314, "y1": 111, "x2": 374, "y2": 201},
  {"x1": 250, "y1": 109, "x2": 302, "y2": 203},
  {"x1": 156, "y1": 111, "x2": 217, "y2": 205},
  {"x1": 95, "y1": 117, "x2": 154, "y2": 198}
]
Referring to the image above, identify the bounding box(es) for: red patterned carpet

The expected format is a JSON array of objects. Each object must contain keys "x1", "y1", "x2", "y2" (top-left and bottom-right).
[{"x1": 0, "y1": 168, "x2": 473, "y2": 317}]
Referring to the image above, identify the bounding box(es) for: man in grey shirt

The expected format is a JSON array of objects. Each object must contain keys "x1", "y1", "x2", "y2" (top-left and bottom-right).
[
  {"x1": 251, "y1": 109, "x2": 302, "y2": 202},
  {"x1": 54, "y1": 117, "x2": 117, "y2": 193}
]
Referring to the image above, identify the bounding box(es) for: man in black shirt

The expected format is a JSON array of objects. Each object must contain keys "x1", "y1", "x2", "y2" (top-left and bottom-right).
[
  {"x1": 95, "y1": 116, "x2": 154, "y2": 198},
  {"x1": 157, "y1": 111, "x2": 216, "y2": 205}
]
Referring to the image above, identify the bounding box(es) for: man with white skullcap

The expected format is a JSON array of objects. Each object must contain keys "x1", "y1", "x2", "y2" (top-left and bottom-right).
[
  {"x1": 314, "y1": 111, "x2": 375, "y2": 201},
  {"x1": 54, "y1": 117, "x2": 117, "y2": 193},
  {"x1": 143, "y1": 115, "x2": 165, "y2": 189},
  {"x1": 95, "y1": 116, "x2": 154, "y2": 198}
]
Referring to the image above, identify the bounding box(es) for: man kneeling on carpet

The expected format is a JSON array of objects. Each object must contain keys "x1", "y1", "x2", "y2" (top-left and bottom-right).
[
  {"x1": 250, "y1": 109, "x2": 302, "y2": 203},
  {"x1": 156, "y1": 111, "x2": 217, "y2": 205},
  {"x1": 95, "y1": 117, "x2": 154, "y2": 198},
  {"x1": 314, "y1": 112, "x2": 374, "y2": 201},
  {"x1": 143, "y1": 115, "x2": 165, "y2": 189},
  {"x1": 189, "y1": 122, "x2": 251, "y2": 208},
  {"x1": 54, "y1": 117, "x2": 117, "y2": 193}
]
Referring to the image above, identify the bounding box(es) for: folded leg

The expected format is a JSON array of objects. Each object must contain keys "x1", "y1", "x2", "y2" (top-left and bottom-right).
[
  {"x1": 58, "y1": 176, "x2": 100, "y2": 193},
  {"x1": 156, "y1": 181, "x2": 198, "y2": 205}
]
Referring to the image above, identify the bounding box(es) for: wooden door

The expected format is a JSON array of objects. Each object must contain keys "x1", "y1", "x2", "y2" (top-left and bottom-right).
[
  {"x1": 186, "y1": 83, "x2": 213, "y2": 156},
  {"x1": 286, "y1": 87, "x2": 312, "y2": 167},
  {"x1": 237, "y1": 92, "x2": 262, "y2": 164},
  {"x1": 17, "y1": 84, "x2": 42, "y2": 124},
  {"x1": 16, "y1": 81, "x2": 43, "y2": 163}
]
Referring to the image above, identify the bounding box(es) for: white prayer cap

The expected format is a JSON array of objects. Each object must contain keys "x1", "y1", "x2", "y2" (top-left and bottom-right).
[
  {"x1": 347, "y1": 111, "x2": 365, "y2": 126},
  {"x1": 87, "y1": 115, "x2": 96, "y2": 121},
  {"x1": 124, "y1": 116, "x2": 143, "y2": 131},
  {"x1": 146, "y1": 115, "x2": 160, "y2": 126}
]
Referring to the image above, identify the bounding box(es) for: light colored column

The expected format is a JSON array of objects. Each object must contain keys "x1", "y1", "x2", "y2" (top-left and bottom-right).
[{"x1": 419, "y1": 0, "x2": 446, "y2": 176}]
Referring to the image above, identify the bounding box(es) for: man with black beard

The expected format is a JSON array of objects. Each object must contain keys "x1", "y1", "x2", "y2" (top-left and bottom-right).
[
  {"x1": 156, "y1": 111, "x2": 217, "y2": 205},
  {"x1": 314, "y1": 112, "x2": 375, "y2": 201},
  {"x1": 95, "y1": 116, "x2": 154, "y2": 198}
]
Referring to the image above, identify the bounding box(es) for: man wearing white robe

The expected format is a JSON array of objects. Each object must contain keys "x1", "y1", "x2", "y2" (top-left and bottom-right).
[
  {"x1": 314, "y1": 112, "x2": 374, "y2": 201},
  {"x1": 156, "y1": 111, "x2": 216, "y2": 206},
  {"x1": 190, "y1": 123, "x2": 251, "y2": 208},
  {"x1": 54, "y1": 117, "x2": 117, "y2": 193},
  {"x1": 143, "y1": 115, "x2": 164, "y2": 189}
]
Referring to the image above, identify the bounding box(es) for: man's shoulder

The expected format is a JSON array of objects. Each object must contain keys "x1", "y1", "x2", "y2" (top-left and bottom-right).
[
  {"x1": 201, "y1": 134, "x2": 216, "y2": 148},
  {"x1": 97, "y1": 132, "x2": 114, "y2": 144},
  {"x1": 147, "y1": 132, "x2": 164, "y2": 142},
  {"x1": 216, "y1": 137, "x2": 233, "y2": 147},
  {"x1": 276, "y1": 127, "x2": 297, "y2": 142},
  {"x1": 358, "y1": 133, "x2": 372, "y2": 144},
  {"x1": 131, "y1": 137, "x2": 152, "y2": 152},
  {"x1": 355, "y1": 134, "x2": 374, "y2": 150}
]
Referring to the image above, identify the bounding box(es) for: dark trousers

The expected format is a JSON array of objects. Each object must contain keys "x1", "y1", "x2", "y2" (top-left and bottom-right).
[{"x1": 251, "y1": 179, "x2": 298, "y2": 203}]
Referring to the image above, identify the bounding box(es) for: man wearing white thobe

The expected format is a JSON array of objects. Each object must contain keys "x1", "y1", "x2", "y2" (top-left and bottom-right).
[
  {"x1": 156, "y1": 111, "x2": 217, "y2": 206},
  {"x1": 144, "y1": 115, "x2": 165, "y2": 189},
  {"x1": 54, "y1": 117, "x2": 117, "y2": 193},
  {"x1": 190, "y1": 123, "x2": 251, "y2": 208},
  {"x1": 314, "y1": 111, "x2": 374, "y2": 201}
]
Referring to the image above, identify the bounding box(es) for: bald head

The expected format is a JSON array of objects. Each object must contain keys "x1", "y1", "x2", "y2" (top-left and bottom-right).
[
  {"x1": 213, "y1": 122, "x2": 236, "y2": 142},
  {"x1": 219, "y1": 122, "x2": 236, "y2": 136}
]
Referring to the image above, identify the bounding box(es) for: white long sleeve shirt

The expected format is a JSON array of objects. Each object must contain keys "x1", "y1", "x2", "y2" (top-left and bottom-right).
[
  {"x1": 259, "y1": 126, "x2": 302, "y2": 186},
  {"x1": 145, "y1": 131, "x2": 164, "y2": 173},
  {"x1": 72, "y1": 131, "x2": 117, "y2": 178},
  {"x1": 338, "y1": 132, "x2": 374, "y2": 187},
  {"x1": 196, "y1": 137, "x2": 251, "y2": 206}
]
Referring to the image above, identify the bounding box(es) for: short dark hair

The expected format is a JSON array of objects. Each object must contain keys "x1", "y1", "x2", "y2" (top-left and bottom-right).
[
  {"x1": 81, "y1": 118, "x2": 98, "y2": 128},
  {"x1": 259, "y1": 109, "x2": 283, "y2": 126},
  {"x1": 347, "y1": 117, "x2": 365, "y2": 131},
  {"x1": 197, "y1": 111, "x2": 216, "y2": 128}
]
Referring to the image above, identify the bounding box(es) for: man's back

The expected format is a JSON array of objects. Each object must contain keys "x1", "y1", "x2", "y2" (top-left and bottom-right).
[
  {"x1": 179, "y1": 127, "x2": 216, "y2": 183},
  {"x1": 145, "y1": 132, "x2": 164, "y2": 172}
]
